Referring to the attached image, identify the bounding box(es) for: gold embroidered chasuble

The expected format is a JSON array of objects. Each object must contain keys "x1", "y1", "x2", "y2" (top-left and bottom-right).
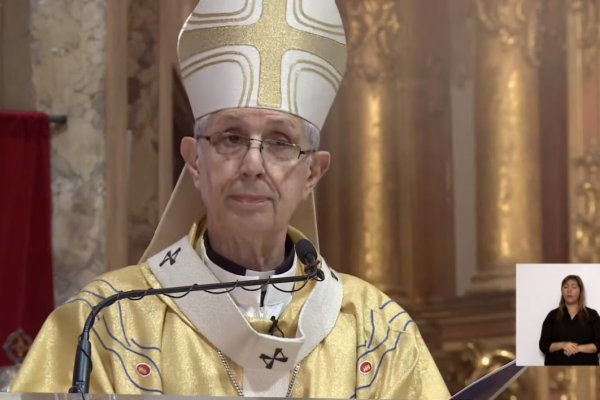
[{"x1": 11, "y1": 226, "x2": 449, "y2": 399}]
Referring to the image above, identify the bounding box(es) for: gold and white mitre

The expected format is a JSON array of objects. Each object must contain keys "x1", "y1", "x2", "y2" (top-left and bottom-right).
[
  {"x1": 178, "y1": 0, "x2": 347, "y2": 129},
  {"x1": 142, "y1": 0, "x2": 347, "y2": 260}
]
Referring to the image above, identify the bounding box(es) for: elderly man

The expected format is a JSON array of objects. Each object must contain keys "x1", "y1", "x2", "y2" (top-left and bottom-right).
[{"x1": 12, "y1": 1, "x2": 450, "y2": 398}]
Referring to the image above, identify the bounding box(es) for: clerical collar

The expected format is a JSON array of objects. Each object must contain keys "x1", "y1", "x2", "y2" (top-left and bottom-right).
[
  {"x1": 199, "y1": 232, "x2": 297, "y2": 319},
  {"x1": 203, "y1": 233, "x2": 295, "y2": 276}
]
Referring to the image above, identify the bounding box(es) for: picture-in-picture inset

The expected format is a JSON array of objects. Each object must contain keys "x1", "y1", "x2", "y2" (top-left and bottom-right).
[{"x1": 516, "y1": 264, "x2": 600, "y2": 366}]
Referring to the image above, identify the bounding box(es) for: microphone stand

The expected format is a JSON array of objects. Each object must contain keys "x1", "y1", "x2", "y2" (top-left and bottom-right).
[{"x1": 69, "y1": 266, "x2": 323, "y2": 394}]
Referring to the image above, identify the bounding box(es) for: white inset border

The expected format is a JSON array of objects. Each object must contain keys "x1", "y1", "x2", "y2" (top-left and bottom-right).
[{"x1": 516, "y1": 263, "x2": 600, "y2": 366}]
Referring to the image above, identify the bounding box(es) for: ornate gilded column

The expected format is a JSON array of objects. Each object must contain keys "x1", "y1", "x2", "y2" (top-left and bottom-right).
[
  {"x1": 564, "y1": 0, "x2": 600, "y2": 391},
  {"x1": 319, "y1": 0, "x2": 407, "y2": 296},
  {"x1": 567, "y1": 0, "x2": 600, "y2": 263},
  {"x1": 470, "y1": 0, "x2": 542, "y2": 292},
  {"x1": 318, "y1": 0, "x2": 455, "y2": 302}
]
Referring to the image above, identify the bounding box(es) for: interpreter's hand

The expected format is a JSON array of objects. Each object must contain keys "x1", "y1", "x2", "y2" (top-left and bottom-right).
[{"x1": 563, "y1": 342, "x2": 579, "y2": 356}]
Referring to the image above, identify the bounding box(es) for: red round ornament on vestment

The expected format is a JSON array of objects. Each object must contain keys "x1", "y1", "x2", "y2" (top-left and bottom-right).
[
  {"x1": 136, "y1": 363, "x2": 152, "y2": 377},
  {"x1": 359, "y1": 361, "x2": 373, "y2": 374}
]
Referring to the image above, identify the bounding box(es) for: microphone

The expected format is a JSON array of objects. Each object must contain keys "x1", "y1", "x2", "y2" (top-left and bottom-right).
[
  {"x1": 68, "y1": 262, "x2": 324, "y2": 393},
  {"x1": 295, "y1": 239, "x2": 324, "y2": 280}
]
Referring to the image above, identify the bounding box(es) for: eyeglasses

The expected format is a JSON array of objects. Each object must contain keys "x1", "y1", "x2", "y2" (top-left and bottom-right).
[{"x1": 197, "y1": 131, "x2": 316, "y2": 163}]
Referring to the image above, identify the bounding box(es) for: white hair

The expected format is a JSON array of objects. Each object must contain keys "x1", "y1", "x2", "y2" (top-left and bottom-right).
[{"x1": 193, "y1": 112, "x2": 321, "y2": 149}]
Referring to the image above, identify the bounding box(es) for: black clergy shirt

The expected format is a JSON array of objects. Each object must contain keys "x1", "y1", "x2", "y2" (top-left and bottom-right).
[{"x1": 539, "y1": 307, "x2": 600, "y2": 365}]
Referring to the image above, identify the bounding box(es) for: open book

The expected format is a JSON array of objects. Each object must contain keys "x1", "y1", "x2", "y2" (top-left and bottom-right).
[{"x1": 451, "y1": 361, "x2": 526, "y2": 400}]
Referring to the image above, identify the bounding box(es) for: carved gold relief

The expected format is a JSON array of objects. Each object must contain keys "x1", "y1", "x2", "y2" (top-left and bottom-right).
[
  {"x1": 568, "y1": 0, "x2": 598, "y2": 75},
  {"x1": 548, "y1": 367, "x2": 577, "y2": 399},
  {"x1": 440, "y1": 342, "x2": 533, "y2": 399},
  {"x1": 475, "y1": 0, "x2": 542, "y2": 66},
  {"x1": 572, "y1": 145, "x2": 600, "y2": 262},
  {"x1": 472, "y1": 0, "x2": 542, "y2": 292},
  {"x1": 462, "y1": 343, "x2": 515, "y2": 386},
  {"x1": 568, "y1": 0, "x2": 600, "y2": 264},
  {"x1": 340, "y1": 0, "x2": 401, "y2": 84}
]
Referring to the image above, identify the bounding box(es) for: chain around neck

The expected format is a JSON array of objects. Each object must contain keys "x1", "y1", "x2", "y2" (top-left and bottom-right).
[{"x1": 217, "y1": 350, "x2": 301, "y2": 397}]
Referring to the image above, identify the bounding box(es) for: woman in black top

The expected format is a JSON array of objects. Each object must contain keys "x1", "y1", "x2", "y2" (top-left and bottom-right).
[{"x1": 539, "y1": 275, "x2": 600, "y2": 365}]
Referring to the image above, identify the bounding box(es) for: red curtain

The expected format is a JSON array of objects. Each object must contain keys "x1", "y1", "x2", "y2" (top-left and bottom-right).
[{"x1": 0, "y1": 110, "x2": 54, "y2": 366}]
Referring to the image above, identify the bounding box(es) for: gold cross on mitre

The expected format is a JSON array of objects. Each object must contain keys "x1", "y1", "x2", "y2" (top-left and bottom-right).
[{"x1": 179, "y1": 0, "x2": 346, "y2": 127}]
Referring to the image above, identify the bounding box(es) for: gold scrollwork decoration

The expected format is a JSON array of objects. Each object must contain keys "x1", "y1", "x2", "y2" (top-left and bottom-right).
[
  {"x1": 339, "y1": 0, "x2": 402, "y2": 84},
  {"x1": 573, "y1": 145, "x2": 600, "y2": 262},
  {"x1": 475, "y1": 0, "x2": 542, "y2": 67},
  {"x1": 568, "y1": 0, "x2": 598, "y2": 76},
  {"x1": 439, "y1": 342, "x2": 531, "y2": 399},
  {"x1": 461, "y1": 342, "x2": 515, "y2": 386},
  {"x1": 547, "y1": 367, "x2": 574, "y2": 397}
]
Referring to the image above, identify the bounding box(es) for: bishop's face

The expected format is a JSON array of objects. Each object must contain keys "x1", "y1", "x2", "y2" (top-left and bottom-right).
[{"x1": 182, "y1": 108, "x2": 329, "y2": 238}]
